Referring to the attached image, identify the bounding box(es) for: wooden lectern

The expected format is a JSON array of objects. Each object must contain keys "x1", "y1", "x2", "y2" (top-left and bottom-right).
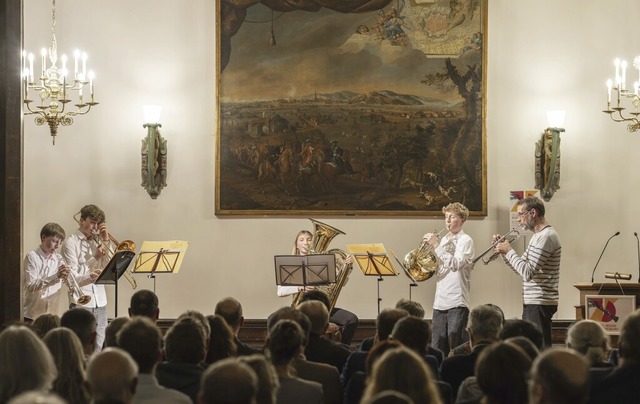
[{"x1": 573, "y1": 282, "x2": 640, "y2": 320}]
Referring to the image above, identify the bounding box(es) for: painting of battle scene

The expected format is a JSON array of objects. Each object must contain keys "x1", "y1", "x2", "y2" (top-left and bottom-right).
[{"x1": 216, "y1": 0, "x2": 487, "y2": 216}]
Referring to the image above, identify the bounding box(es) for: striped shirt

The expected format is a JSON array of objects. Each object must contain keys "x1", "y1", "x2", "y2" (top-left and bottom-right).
[{"x1": 504, "y1": 226, "x2": 561, "y2": 305}]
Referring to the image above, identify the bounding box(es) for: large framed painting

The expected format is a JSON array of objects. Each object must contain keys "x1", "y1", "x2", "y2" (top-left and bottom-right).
[{"x1": 216, "y1": 0, "x2": 487, "y2": 216}]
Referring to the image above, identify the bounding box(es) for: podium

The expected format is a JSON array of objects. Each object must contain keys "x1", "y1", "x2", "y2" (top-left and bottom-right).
[{"x1": 573, "y1": 282, "x2": 640, "y2": 320}]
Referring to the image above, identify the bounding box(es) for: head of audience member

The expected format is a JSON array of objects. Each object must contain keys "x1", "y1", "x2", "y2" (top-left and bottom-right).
[
  {"x1": 566, "y1": 319, "x2": 610, "y2": 366},
  {"x1": 60, "y1": 307, "x2": 97, "y2": 356},
  {"x1": 499, "y1": 319, "x2": 543, "y2": 350},
  {"x1": 267, "y1": 319, "x2": 305, "y2": 369},
  {"x1": 31, "y1": 313, "x2": 61, "y2": 339},
  {"x1": 504, "y1": 336, "x2": 540, "y2": 361},
  {"x1": 467, "y1": 304, "x2": 503, "y2": 347},
  {"x1": 528, "y1": 348, "x2": 589, "y2": 404},
  {"x1": 43, "y1": 327, "x2": 90, "y2": 404},
  {"x1": 297, "y1": 300, "x2": 329, "y2": 336},
  {"x1": 198, "y1": 357, "x2": 259, "y2": 404},
  {"x1": 618, "y1": 309, "x2": 640, "y2": 367},
  {"x1": 395, "y1": 299, "x2": 425, "y2": 319},
  {"x1": 367, "y1": 390, "x2": 415, "y2": 404},
  {"x1": 85, "y1": 347, "x2": 138, "y2": 404},
  {"x1": 205, "y1": 314, "x2": 237, "y2": 364},
  {"x1": 7, "y1": 391, "x2": 66, "y2": 404},
  {"x1": 390, "y1": 316, "x2": 430, "y2": 356},
  {"x1": 128, "y1": 289, "x2": 160, "y2": 321},
  {"x1": 361, "y1": 347, "x2": 440, "y2": 404},
  {"x1": 214, "y1": 297, "x2": 245, "y2": 334},
  {"x1": 238, "y1": 354, "x2": 280, "y2": 404},
  {"x1": 475, "y1": 341, "x2": 532, "y2": 404},
  {"x1": 0, "y1": 325, "x2": 58, "y2": 403},
  {"x1": 103, "y1": 317, "x2": 131, "y2": 349},
  {"x1": 365, "y1": 339, "x2": 402, "y2": 376},
  {"x1": 164, "y1": 316, "x2": 208, "y2": 365},
  {"x1": 376, "y1": 308, "x2": 409, "y2": 343},
  {"x1": 117, "y1": 317, "x2": 163, "y2": 374},
  {"x1": 177, "y1": 310, "x2": 211, "y2": 342},
  {"x1": 297, "y1": 289, "x2": 332, "y2": 313},
  {"x1": 267, "y1": 307, "x2": 312, "y2": 347}
]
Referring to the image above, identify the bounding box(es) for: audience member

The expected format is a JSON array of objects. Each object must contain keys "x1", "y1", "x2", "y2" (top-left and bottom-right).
[
  {"x1": 177, "y1": 310, "x2": 211, "y2": 342},
  {"x1": 103, "y1": 317, "x2": 131, "y2": 349},
  {"x1": 156, "y1": 315, "x2": 208, "y2": 402},
  {"x1": 395, "y1": 299, "x2": 425, "y2": 318},
  {"x1": 361, "y1": 347, "x2": 441, "y2": 404},
  {"x1": 0, "y1": 325, "x2": 58, "y2": 403},
  {"x1": 297, "y1": 289, "x2": 359, "y2": 346},
  {"x1": 215, "y1": 296, "x2": 260, "y2": 355},
  {"x1": 267, "y1": 319, "x2": 323, "y2": 404},
  {"x1": 8, "y1": 391, "x2": 66, "y2": 404},
  {"x1": 204, "y1": 314, "x2": 237, "y2": 364},
  {"x1": 389, "y1": 316, "x2": 440, "y2": 377},
  {"x1": 298, "y1": 300, "x2": 351, "y2": 373},
  {"x1": 498, "y1": 319, "x2": 544, "y2": 351},
  {"x1": 31, "y1": 313, "x2": 61, "y2": 338},
  {"x1": 43, "y1": 327, "x2": 90, "y2": 404},
  {"x1": 85, "y1": 347, "x2": 139, "y2": 404},
  {"x1": 129, "y1": 289, "x2": 160, "y2": 321},
  {"x1": 475, "y1": 341, "x2": 532, "y2": 404},
  {"x1": 365, "y1": 390, "x2": 415, "y2": 404},
  {"x1": 440, "y1": 304, "x2": 503, "y2": 400},
  {"x1": 529, "y1": 348, "x2": 589, "y2": 404},
  {"x1": 267, "y1": 306, "x2": 342, "y2": 404},
  {"x1": 449, "y1": 303, "x2": 504, "y2": 356},
  {"x1": 60, "y1": 307, "x2": 98, "y2": 357},
  {"x1": 117, "y1": 317, "x2": 191, "y2": 403},
  {"x1": 566, "y1": 319, "x2": 612, "y2": 368},
  {"x1": 587, "y1": 310, "x2": 640, "y2": 403},
  {"x1": 198, "y1": 357, "x2": 259, "y2": 404},
  {"x1": 359, "y1": 308, "x2": 409, "y2": 352},
  {"x1": 237, "y1": 354, "x2": 280, "y2": 404},
  {"x1": 504, "y1": 336, "x2": 540, "y2": 360}
]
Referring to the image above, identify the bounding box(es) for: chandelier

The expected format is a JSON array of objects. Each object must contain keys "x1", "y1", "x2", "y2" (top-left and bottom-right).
[
  {"x1": 603, "y1": 57, "x2": 640, "y2": 132},
  {"x1": 22, "y1": 0, "x2": 98, "y2": 145}
]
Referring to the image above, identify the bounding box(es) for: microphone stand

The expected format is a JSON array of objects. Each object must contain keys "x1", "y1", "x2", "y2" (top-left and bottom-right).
[{"x1": 590, "y1": 232, "x2": 620, "y2": 283}]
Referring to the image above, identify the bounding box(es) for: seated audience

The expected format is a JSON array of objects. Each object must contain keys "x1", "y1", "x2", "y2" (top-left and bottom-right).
[
  {"x1": 0, "y1": 325, "x2": 58, "y2": 403},
  {"x1": 7, "y1": 391, "x2": 66, "y2": 404},
  {"x1": 366, "y1": 390, "x2": 415, "y2": 404},
  {"x1": 215, "y1": 296, "x2": 260, "y2": 355},
  {"x1": 103, "y1": 317, "x2": 131, "y2": 349},
  {"x1": 31, "y1": 313, "x2": 61, "y2": 338},
  {"x1": 237, "y1": 354, "x2": 280, "y2": 404},
  {"x1": 267, "y1": 319, "x2": 324, "y2": 404},
  {"x1": 449, "y1": 304, "x2": 504, "y2": 357},
  {"x1": 566, "y1": 319, "x2": 612, "y2": 368},
  {"x1": 498, "y1": 319, "x2": 543, "y2": 351},
  {"x1": 529, "y1": 348, "x2": 589, "y2": 404},
  {"x1": 156, "y1": 315, "x2": 208, "y2": 402},
  {"x1": 198, "y1": 357, "x2": 259, "y2": 404},
  {"x1": 43, "y1": 327, "x2": 90, "y2": 404},
  {"x1": 361, "y1": 346, "x2": 441, "y2": 404},
  {"x1": 474, "y1": 341, "x2": 532, "y2": 404},
  {"x1": 117, "y1": 317, "x2": 191, "y2": 403},
  {"x1": 129, "y1": 289, "x2": 160, "y2": 322},
  {"x1": 344, "y1": 340, "x2": 402, "y2": 404},
  {"x1": 389, "y1": 316, "x2": 440, "y2": 378},
  {"x1": 359, "y1": 307, "x2": 409, "y2": 352},
  {"x1": 298, "y1": 300, "x2": 351, "y2": 373},
  {"x1": 85, "y1": 347, "x2": 138, "y2": 404},
  {"x1": 204, "y1": 314, "x2": 237, "y2": 364},
  {"x1": 60, "y1": 307, "x2": 98, "y2": 358}
]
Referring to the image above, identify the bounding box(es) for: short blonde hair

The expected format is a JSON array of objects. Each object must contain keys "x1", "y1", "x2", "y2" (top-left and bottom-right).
[{"x1": 442, "y1": 202, "x2": 469, "y2": 221}]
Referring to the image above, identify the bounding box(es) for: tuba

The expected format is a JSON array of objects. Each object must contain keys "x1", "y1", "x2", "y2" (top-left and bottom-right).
[
  {"x1": 291, "y1": 219, "x2": 352, "y2": 312},
  {"x1": 403, "y1": 229, "x2": 446, "y2": 282}
]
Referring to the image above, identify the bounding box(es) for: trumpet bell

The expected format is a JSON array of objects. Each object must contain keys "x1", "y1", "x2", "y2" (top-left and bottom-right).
[
  {"x1": 117, "y1": 240, "x2": 136, "y2": 252},
  {"x1": 76, "y1": 295, "x2": 92, "y2": 305}
]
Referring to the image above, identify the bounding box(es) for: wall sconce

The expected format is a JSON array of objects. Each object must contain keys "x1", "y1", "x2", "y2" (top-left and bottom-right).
[
  {"x1": 534, "y1": 110, "x2": 565, "y2": 201},
  {"x1": 141, "y1": 105, "x2": 167, "y2": 199}
]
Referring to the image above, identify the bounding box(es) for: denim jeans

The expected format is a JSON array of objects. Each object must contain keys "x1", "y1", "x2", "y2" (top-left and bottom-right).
[
  {"x1": 431, "y1": 306, "x2": 469, "y2": 357},
  {"x1": 523, "y1": 304, "x2": 557, "y2": 348}
]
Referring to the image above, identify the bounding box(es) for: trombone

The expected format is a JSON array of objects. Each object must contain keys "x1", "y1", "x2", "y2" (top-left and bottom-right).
[{"x1": 471, "y1": 227, "x2": 522, "y2": 266}]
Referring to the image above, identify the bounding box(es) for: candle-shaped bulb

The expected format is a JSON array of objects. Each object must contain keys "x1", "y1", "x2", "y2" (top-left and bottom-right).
[
  {"x1": 622, "y1": 60, "x2": 628, "y2": 91},
  {"x1": 74, "y1": 49, "x2": 80, "y2": 79},
  {"x1": 88, "y1": 71, "x2": 94, "y2": 97},
  {"x1": 607, "y1": 79, "x2": 613, "y2": 105},
  {"x1": 40, "y1": 48, "x2": 47, "y2": 77},
  {"x1": 82, "y1": 52, "x2": 87, "y2": 78}
]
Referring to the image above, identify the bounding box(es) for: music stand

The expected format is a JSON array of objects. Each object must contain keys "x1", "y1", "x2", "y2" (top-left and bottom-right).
[
  {"x1": 390, "y1": 250, "x2": 419, "y2": 300},
  {"x1": 132, "y1": 240, "x2": 189, "y2": 293},
  {"x1": 95, "y1": 250, "x2": 136, "y2": 317},
  {"x1": 347, "y1": 243, "x2": 399, "y2": 314},
  {"x1": 274, "y1": 254, "x2": 336, "y2": 290}
]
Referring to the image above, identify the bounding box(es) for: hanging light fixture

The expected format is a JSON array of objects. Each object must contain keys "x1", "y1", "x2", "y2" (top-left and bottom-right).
[
  {"x1": 268, "y1": 9, "x2": 276, "y2": 46},
  {"x1": 22, "y1": 0, "x2": 98, "y2": 145},
  {"x1": 603, "y1": 57, "x2": 640, "y2": 132}
]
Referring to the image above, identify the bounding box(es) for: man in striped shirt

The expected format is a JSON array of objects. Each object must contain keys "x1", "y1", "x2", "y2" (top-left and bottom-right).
[{"x1": 494, "y1": 196, "x2": 561, "y2": 348}]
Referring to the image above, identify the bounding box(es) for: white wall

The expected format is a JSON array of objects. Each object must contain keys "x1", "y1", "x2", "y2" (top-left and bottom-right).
[{"x1": 22, "y1": 0, "x2": 640, "y2": 321}]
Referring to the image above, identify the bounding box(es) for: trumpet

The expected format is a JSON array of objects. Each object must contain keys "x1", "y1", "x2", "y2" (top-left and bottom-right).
[
  {"x1": 471, "y1": 227, "x2": 522, "y2": 266},
  {"x1": 404, "y1": 228, "x2": 447, "y2": 282},
  {"x1": 56, "y1": 254, "x2": 92, "y2": 307}
]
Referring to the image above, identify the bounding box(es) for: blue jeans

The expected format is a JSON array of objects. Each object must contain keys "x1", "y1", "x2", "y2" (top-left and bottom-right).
[
  {"x1": 523, "y1": 304, "x2": 557, "y2": 348},
  {"x1": 431, "y1": 306, "x2": 469, "y2": 357}
]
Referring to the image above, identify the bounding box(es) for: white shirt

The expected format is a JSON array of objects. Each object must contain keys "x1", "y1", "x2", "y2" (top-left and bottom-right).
[
  {"x1": 432, "y1": 230, "x2": 474, "y2": 310},
  {"x1": 23, "y1": 246, "x2": 64, "y2": 318},
  {"x1": 61, "y1": 230, "x2": 109, "y2": 308},
  {"x1": 277, "y1": 285, "x2": 300, "y2": 297}
]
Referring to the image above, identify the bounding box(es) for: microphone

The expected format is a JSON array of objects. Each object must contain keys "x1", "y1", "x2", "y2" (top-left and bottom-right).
[
  {"x1": 635, "y1": 232, "x2": 640, "y2": 283},
  {"x1": 590, "y1": 231, "x2": 620, "y2": 282}
]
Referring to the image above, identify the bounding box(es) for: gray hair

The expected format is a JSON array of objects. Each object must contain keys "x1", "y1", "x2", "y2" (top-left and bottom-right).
[
  {"x1": 468, "y1": 305, "x2": 503, "y2": 341},
  {"x1": 566, "y1": 320, "x2": 609, "y2": 365}
]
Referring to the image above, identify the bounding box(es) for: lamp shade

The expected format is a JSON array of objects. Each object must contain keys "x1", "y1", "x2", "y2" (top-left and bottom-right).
[
  {"x1": 546, "y1": 110, "x2": 566, "y2": 128},
  {"x1": 143, "y1": 105, "x2": 162, "y2": 124}
]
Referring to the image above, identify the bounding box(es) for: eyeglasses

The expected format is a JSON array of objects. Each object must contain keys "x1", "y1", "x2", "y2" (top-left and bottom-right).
[{"x1": 517, "y1": 210, "x2": 532, "y2": 217}]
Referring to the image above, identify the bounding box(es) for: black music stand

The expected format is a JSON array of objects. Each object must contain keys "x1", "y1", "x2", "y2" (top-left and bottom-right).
[
  {"x1": 274, "y1": 254, "x2": 337, "y2": 290},
  {"x1": 132, "y1": 241, "x2": 189, "y2": 293},
  {"x1": 95, "y1": 250, "x2": 136, "y2": 317},
  {"x1": 347, "y1": 243, "x2": 399, "y2": 314},
  {"x1": 390, "y1": 250, "x2": 418, "y2": 301}
]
